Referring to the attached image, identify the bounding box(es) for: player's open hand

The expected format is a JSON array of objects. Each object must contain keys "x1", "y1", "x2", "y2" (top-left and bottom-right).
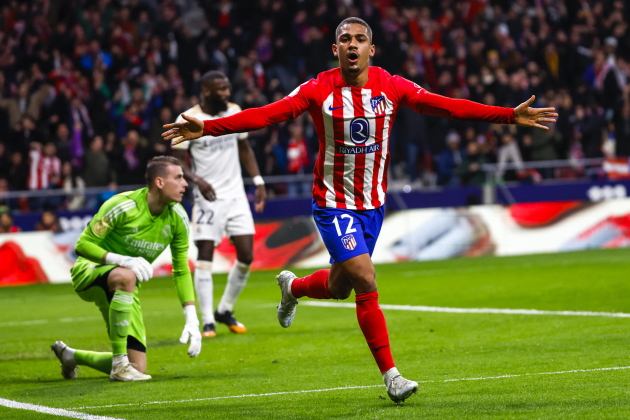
[
  {"x1": 254, "y1": 185, "x2": 267, "y2": 213},
  {"x1": 514, "y1": 95, "x2": 558, "y2": 130},
  {"x1": 180, "y1": 305, "x2": 202, "y2": 358},
  {"x1": 162, "y1": 114, "x2": 204, "y2": 145}
]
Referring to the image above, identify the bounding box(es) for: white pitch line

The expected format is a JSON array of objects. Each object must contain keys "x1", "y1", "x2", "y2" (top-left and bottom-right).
[
  {"x1": 0, "y1": 397, "x2": 122, "y2": 420},
  {"x1": 301, "y1": 301, "x2": 630, "y2": 318},
  {"x1": 73, "y1": 365, "x2": 630, "y2": 410}
]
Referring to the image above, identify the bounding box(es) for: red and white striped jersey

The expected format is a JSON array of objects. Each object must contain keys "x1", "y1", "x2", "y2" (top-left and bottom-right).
[
  {"x1": 28, "y1": 149, "x2": 61, "y2": 190},
  {"x1": 283, "y1": 67, "x2": 426, "y2": 210}
]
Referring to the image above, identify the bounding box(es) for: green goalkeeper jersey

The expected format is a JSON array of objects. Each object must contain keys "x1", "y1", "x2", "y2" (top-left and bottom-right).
[{"x1": 75, "y1": 187, "x2": 194, "y2": 305}]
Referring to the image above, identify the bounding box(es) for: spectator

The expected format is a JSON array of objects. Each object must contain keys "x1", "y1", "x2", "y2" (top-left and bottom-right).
[
  {"x1": 0, "y1": 143, "x2": 9, "y2": 179},
  {"x1": 0, "y1": 82, "x2": 53, "y2": 130},
  {"x1": 437, "y1": 131, "x2": 464, "y2": 186},
  {"x1": 530, "y1": 125, "x2": 563, "y2": 178},
  {"x1": 149, "y1": 107, "x2": 172, "y2": 155},
  {"x1": 0, "y1": 206, "x2": 20, "y2": 233},
  {"x1": 36, "y1": 210, "x2": 63, "y2": 233},
  {"x1": 8, "y1": 151, "x2": 28, "y2": 192},
  {"x1": 286, "y1": 122, "x2": 310, "y2": 197},
  {"x1": 61, "y1": 161, "x2": 85, "y2": 210},
  {"x1": 28, "y1": 142, "x2": 61, "y2": 190},
  {"x1": 496, "y1": 132, "x2": 525, "y2": 181},
  {"x1": 458, "y1": 141, "x2": 487, "y2": 186},
  {"x1": 117, "y1": 130, "x2": 147, "y2": 185},
  {"x1": 83, "y1": 136, "x2": 115, "y2": 188}
]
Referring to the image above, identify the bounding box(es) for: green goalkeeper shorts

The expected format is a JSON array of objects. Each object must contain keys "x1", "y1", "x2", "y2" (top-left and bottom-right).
[{"x1": 71, "y1": 260, "x2": 147, "y2": 350}]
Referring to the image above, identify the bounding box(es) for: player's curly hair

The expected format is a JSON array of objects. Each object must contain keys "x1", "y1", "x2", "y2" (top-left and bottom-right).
[
  {"x1": 335, "y1": 17, "x2": 372, "y2": 43},
  {"x1": 145, "y1": 156, "x2": 183, "y2": 187}
]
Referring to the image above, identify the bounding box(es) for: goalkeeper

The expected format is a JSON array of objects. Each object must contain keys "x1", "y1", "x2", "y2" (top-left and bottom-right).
[{"x1": 51, "y1": 156, "x2": 202, "y2": 382}]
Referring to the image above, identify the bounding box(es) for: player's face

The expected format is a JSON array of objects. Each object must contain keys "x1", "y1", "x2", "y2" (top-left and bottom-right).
[
  {"x1": 159, "y1": 164, "x2": 188, "y2": 203},
  {"x1": 333, "y1": 23, "x2": 374, "y2": 74},
  {"x1": 205, "y1": 78, "x2": 231, "y2": 113}
]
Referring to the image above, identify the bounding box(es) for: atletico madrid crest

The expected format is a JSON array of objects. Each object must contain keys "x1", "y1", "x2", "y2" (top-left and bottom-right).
[
  {"x1": 341, "y1": 234, "x2": 357, "y2": 250},
  {"x1": 371, "y1": 95, "x2": 386, "y2": 116}
]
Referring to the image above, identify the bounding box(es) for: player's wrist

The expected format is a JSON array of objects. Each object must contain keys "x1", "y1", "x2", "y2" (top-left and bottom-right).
[
  {"x1": 253, "y1": 175, "x2": 265, "y2": 187},
  {"x1": 105, "y1": 252, "x2": 125, "y2": 266},
  {"x1": 183, "y1": 304, "x2": 199, "y2": 325}
]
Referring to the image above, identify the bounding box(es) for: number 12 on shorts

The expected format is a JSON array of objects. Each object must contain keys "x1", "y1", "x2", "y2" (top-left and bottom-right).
[{"x1": 332, "y1": 214, "x2": 357, "y2": 236}]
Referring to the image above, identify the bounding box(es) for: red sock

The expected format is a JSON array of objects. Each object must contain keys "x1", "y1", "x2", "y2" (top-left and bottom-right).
[
  {"x1": 291, "y1": 269, "x2": 332, "y2": 299},
  {"x1": 356, "y1": 292, "x2": 395, "y2": 373}
]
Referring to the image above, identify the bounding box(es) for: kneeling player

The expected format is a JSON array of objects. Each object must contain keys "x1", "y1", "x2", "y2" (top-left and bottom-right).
[{"x1": 51, "y1": 157, "x2": 202, "y2": 382}]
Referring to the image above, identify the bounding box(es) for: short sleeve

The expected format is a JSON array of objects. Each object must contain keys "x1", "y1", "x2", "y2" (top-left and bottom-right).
[
  {"x1": 392, "y1": 76, "x2": 427, "y2": 112},
  {"x1": 171, "y1": 113, "x2": 191, "y2": 150},
  {"x1": 283, "y1": 79, "x2": 317, "y2": 118}
]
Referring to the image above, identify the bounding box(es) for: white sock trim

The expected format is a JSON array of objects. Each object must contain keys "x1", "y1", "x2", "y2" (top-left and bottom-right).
[
  {"x1": 112, "y1": 354, "x2": 129, "y2": 366},
  {"x1": 287, "y1": 277, "x2": 296, "y2": 300}
]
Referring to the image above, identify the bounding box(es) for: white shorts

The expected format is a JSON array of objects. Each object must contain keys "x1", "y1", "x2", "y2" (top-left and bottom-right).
[{"x1": 191, "y1": 195, "x2": 256, "y2": 243}]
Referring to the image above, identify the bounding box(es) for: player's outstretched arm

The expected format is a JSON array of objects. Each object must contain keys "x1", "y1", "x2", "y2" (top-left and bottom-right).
[
  {"x1": 162, "y1": 99, "x2": 294, "y2": 146},
  {"x1": 406, "y1": 83, "x2": 557, "y2": 128}
]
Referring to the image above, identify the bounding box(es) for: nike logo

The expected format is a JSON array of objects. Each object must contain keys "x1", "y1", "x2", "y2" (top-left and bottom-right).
[{"x1": 328, "y1": 105, "x2": 344, "y2": 111}]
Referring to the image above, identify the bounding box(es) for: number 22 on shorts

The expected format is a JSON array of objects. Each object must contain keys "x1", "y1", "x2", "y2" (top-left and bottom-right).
[{"x1": 332, "y1": 214, "x2": 357, "y2": 236}]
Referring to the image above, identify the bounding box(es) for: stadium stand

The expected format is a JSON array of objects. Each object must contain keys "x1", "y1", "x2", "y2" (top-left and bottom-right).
[{"x1": 0, "y1": 0, "x2": 628, "y2": 214}]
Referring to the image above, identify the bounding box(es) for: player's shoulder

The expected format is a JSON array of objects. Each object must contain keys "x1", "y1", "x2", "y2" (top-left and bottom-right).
[
  {"x1": 99, "y1": 189, "x2": 142, "y2": 221},
  {"x1": 169, "y1": 202, "x2": 191, "y2": 233},
  {"x1": 227, "y1": 102, "x2": 242, "y2": 112},
  {"x1": 370, "y1": 66, "x2": 394, "y2": 79},
  {"x1": 224, "y1": 102, "x2": 242, "y2": 116}
]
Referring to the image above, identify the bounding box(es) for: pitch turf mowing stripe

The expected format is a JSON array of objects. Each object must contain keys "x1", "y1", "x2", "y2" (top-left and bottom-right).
[
  {"x1": 301, "y1": 301, "x2": 630, "y2": 317},
  {"x1": 0, "y1": 311, "x2": 169, "y2": 328},
  {"x1": 0, "y1": 397, "x2": 122, "y2": 419},
  {"x1": 72, "y1": 366, "x2": 630, "y2": 410}
]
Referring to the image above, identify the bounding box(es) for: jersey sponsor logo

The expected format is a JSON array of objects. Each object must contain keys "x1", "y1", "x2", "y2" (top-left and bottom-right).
[
  {"x1": 337, "y1": 143, "x2": 381, "y2": 155},
  {"x1": 341, "y1": 234, "x2": 357, "y2": 250},
  {"x1": 370, "y1": 95, "x2": 386, "y2": 115},
  {"x1": 349, "y1": 117, "x2": 369, "y2": 145},
  {"x1": 124, "y1": 236, "x2": 166, "y2": 251},
  {"x1": 328, "y1": 105, "x2": 344, "y2": 111}
]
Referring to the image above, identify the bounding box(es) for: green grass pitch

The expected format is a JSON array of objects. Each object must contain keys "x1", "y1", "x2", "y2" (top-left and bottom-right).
[{"x1": 2, "y1": 248, "x2": 630, "y2": 419}]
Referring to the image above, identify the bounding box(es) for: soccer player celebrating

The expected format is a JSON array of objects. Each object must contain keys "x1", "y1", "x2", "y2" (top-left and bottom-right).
[
  {"x1": 162, "y1": 18, "x2": 557, "y2": 402},
  {"x1": 51, "y1": 157, "x2": 201, "y2": 382},
  {"x1": 172, "y1": 71, "x2": 267, "y2": 338}
]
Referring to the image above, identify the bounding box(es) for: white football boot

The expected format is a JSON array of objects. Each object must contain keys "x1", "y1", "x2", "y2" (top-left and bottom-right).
[
  {"x1": 110, "y1": 355, "x2": 151, "y2": 382},
  {"x1": 383, "y1": 367, "x2": 418, "y2": 403},
  {"x1": 50, "y1": 341, "x2": 78, "y2": 379},
  {"x1": 276, "y1": 270, "x2": 298, "y2": 328}
]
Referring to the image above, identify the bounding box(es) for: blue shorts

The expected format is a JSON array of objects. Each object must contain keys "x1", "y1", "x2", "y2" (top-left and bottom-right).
[{"x1": 312, "y1": 199, "x2": 385, "y2": 264}]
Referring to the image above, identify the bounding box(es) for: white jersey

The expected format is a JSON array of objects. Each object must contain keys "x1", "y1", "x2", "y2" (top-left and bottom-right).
[{"x1": 173, "y1": 103, "x2": 248, "y2": 200}]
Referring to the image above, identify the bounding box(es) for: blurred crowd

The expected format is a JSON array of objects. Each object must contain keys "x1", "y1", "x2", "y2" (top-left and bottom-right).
[{"x1": 0, "y1": 0, "x2": 628, "y2": 214}]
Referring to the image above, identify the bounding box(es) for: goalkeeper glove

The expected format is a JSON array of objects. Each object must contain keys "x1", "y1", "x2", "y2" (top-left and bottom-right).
[
  {"x1": 180, "y1": 305, "x2": 202, "y2": 357},
  {"x1": 105, "y1": 252, "x2": 153, "y2": 282}
]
